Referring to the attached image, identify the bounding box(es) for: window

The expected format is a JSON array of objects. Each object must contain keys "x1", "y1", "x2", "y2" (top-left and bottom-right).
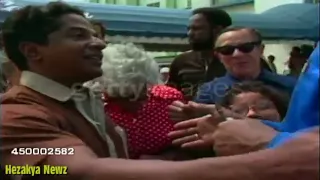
[
  {"x1": 212, "y1": 0, "x2": 253, "y2": 5},
  {"x1": 187, "y1": 0, "x2": 192, "y2": 8},
  {"x1": 104, "y1": 0, "x2": 117, "y2": 3},
  {"x1": 147, "y1": 2, "x2": 160, "y2": 7},
  {"x1": 212, "y1": 0, "x2": 230, "y2": 5},
  {"x1": 166, "y1": 0, "x2": 177, "y2": 8},
  {"x1": 127, "y1": 0, "x2": 140, "y2": 6}
]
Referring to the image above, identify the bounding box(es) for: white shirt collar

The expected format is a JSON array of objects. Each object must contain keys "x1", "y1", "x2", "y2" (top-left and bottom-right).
[{"x1": 20, "y1": 71, "x2": 75, "y2": 102}]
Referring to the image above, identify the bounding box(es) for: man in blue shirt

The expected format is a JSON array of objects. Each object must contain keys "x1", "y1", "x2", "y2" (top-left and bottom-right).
[
  {"x1": 194, "y1": 27, "x2": 296, "y2": 104},
  {"x1": 169, "y1": 42, "x2": 319, "y2": 153}
]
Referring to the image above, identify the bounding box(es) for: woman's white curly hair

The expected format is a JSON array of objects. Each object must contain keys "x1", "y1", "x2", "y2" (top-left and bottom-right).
[{"x1": 85, "y1": 43, "x2": 162, "y2": 99}]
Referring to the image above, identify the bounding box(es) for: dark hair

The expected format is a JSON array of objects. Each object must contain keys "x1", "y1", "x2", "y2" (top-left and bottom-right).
[
  {"x1": 215, "y1": 27, "x2": 262, "y2": 45},
  {"x1": 261, "y1": 58, "x2": 273, "y2": 71},
  {"x1": 292, "y1": 46, "x2": 301, "y2": 52},
  {"x1": 1, "y1": 2, "x2": 85, "y2": 70},
  {"x1": 0, "y1": 71, "x2": 7, "y2": 93},
  {"x1": 268, "y1": 55, "x2": 275, "y2": 60},
  {"x1": 220, "y1": 81, "x2": 290, "y2": 119},
  {"x1": 192, "y1": 8, "x2": 232, "y2": 28},
  {"x1": 89, "y1": 20, "x2": 106, "y2": 39},
  {"x1": 300, "y1": 44, "x2": 314, "y2": 58},
  {"x1": 0, "y1": 30, "x2": 3, "y2": 49}
]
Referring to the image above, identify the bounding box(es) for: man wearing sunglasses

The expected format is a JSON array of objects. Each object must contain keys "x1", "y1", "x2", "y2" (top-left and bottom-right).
[
  {"x1": 168, "y1": 43, "x2": 318, "y2": 162},
  {"x1": 167, "y1": 8, "x2": 272, "y2": 101},
  {"x1": 194, "y1": 27, "x2": 297, "y2": 104}
]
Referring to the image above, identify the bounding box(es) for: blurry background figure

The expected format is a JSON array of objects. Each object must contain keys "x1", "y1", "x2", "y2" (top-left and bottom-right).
[
  {"x1": 220, "y1": 81, "x2": 289, "y2": 121},
  {"x1": 267, "y1": 55, "x2": 277, "y2": 73},
  {"x1": 1, "y1": 30, "x2": 21, "y2": 92},
  {"x1": 286, "y1": 45, "x2": 313, "y2": 77},
  {"x1": 260, "y1": 56, "x2": 273, "y2": 72},
  {"x1": 160, "y1": 67, "x2": 169, "y2": 83},
  {"x1": 300, "y1": 44, "x2": 314, "y2": 61},
  {"x1": 284, "y1": 47, "x2": 300, "y2": 67},
  {"x1": 0, "y1": 69, "x2": 7, "y2": 93},
  {"x1": 288, "y1": 47, "x2": 303, "y2": 77},
  {"x1": 1, "y1": 61, "x2": 21, "y2": 89},
  {"x1": 0, "y1": 62, "x2": 7, "y2": 93},
  {"x1": 90, "y1": 20, "x2": 106, "y2": 41},
  {"x1": 290, "y1": 46, "x2": 301, "y2": 57},
  {"x1": 0, "y1": 30, "x2": 7, "y2": 92},
  {"x1": 86, "y1": 43, "x2": 185, "y2": 159}
]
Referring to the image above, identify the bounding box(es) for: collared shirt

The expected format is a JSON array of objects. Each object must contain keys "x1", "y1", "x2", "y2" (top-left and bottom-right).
[
  {"x1": 19, "y1": 71, "x2": 119, "y2": 157},
  {"x1": 194, "y1": 69, "x2": 297, "y2": 104}
]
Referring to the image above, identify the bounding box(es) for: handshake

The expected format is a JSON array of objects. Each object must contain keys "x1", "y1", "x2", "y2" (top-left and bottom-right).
[{"x1": 167, "y1": 101, "x2": 277, "y2": 156}]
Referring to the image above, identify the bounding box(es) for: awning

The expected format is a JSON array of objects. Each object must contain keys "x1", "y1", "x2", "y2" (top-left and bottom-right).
[
  {"x1": 2, "y1": 0, "x2": 191, "y2": 38},
  {"x1": 0, "y1": 1, "x2": 318, "y2": 46},
  {"x1": 259, "y1": 3, "x2": 319, "y2": 40}
]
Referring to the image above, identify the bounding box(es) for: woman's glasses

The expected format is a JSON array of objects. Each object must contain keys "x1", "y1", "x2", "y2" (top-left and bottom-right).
[
  {"x1": 215, "y1": 41, "x2": 261, "y2": 56},
  {"x1": 228, "y1": 99, "x2": 276, "y2": 117}
]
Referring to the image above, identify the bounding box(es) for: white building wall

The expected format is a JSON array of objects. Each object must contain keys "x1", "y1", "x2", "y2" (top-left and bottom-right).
[
  {"x1": 187, "y1": 0, "x2": 211, "y2": 9},
  {"x1": 222, "y1": 3, "x2": 254, "y2": 12},
  {"x1": 255, "y1": 0, "x2": 304, "y2": 13},
  {"x1": 115, "y1": 0, "x2": 127, "y2": 5}
]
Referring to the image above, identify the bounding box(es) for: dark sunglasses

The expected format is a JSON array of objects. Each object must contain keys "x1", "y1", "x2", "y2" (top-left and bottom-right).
[{"x1": 215, "y1": 41, "x2": 261, "y2": 56}]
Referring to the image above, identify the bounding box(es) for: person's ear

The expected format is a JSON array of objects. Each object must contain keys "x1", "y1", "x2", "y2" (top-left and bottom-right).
[
  {"x1": 19, "y1": 42, "x2": 42, "y2": 64},
  {"x1": 212, "y1": 25, "x2": 224, "y2": 35}
]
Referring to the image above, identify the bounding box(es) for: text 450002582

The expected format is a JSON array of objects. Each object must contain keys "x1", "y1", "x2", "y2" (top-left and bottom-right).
[{"x1": 11, "y1": 147, "x2": 74, "y2": 156}]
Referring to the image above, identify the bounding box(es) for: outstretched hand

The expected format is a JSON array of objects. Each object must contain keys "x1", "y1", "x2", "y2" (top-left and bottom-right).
[
  {"x1": 168, "y1": 115, "x2": 217, "y2": 148},
  {"x1": 168, "y1": 105, "x2": 234, "y2": 149},
  {"x1": 168, "y1": 101, "x2": 216, "y2": 122}
]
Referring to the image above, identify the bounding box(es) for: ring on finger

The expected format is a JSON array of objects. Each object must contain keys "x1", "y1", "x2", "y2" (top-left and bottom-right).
[{"x1": 194, "y1": 133, "x2": 199, "y2": 139}]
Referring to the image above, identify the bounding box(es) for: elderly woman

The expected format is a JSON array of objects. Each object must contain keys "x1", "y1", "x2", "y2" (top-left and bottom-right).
[
  {"x1": 167, "y1": 81, "x2": 290, "y2": 154},
  {"x1": 1, "y1": 61, "x2": 21, "y2": 91},
  {"x1": 219, "y1": 81, "x2": 289, "y2": 121},
  {"x1": 87, "y1": 43, "x2": 184, "y2": 159},
  {"x1": 169, "y1": 81, "x2": 289, "y2": 123},
  {"x1": 1, "y1": 31, "x2": 21, "y2": 92}
]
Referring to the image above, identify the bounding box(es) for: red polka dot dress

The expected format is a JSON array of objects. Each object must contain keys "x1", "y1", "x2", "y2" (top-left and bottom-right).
[{"x1": 104, "y1": 85, "x2": 184, "y2": 159}]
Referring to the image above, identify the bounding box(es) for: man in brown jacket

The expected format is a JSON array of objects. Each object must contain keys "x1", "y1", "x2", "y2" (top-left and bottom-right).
[
  {"x1": 167, "y1": 8, "x2": 230, "y2": 100},
  {"x1": 0, "y1": 2, "x2": 128, "y2": 179},
  {"x1": 0, "y1": 2, "x2": 318, "y2": 180}
]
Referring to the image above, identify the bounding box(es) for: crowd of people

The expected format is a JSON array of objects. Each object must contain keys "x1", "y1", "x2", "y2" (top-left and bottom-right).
[{"x1": 0, "y1": 1, "x2": 319, "y2": 180}]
